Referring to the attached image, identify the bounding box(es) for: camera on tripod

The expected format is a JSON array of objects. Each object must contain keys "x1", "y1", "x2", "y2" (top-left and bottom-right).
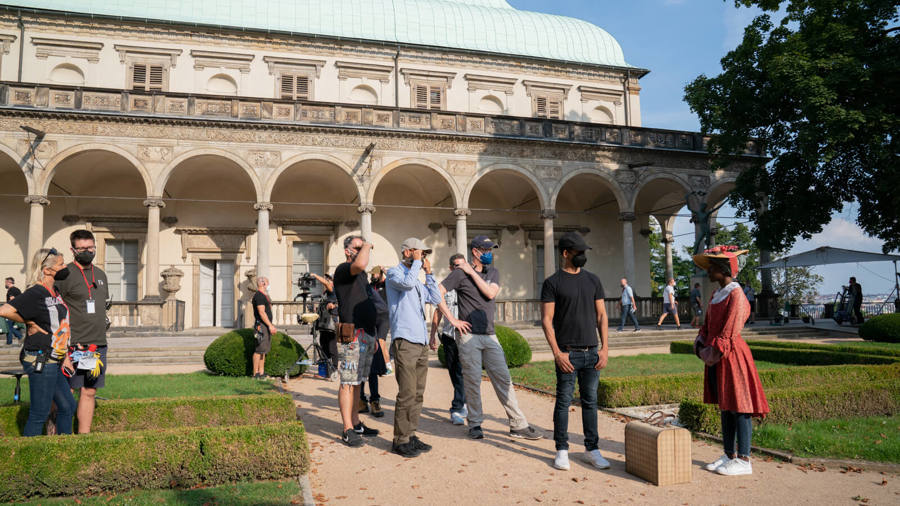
[{"x1": 297, "y1": 273, "x2": 317, "y2": 294}]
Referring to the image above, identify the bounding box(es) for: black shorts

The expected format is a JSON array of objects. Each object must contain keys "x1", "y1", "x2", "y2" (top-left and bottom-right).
[{"x1": 67, "y1": 345, "x2": 107, "y2": 390}]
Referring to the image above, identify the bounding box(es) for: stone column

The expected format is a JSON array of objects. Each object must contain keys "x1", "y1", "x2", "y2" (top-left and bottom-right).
[
  {"x1": 25, "y1": 195, "x2": 49, "y2": 266},
  {"x1": 664, "y1": 233, "x2": 674, "y2": 282},
  {"x1": 143, "y1": 198, "x2": 165, "y2": 298},
  {"x1": 541, "y1": 209, "x2": 556, "y2": 276},
  {"x1": 358, "y1": 205, "x2": 375, "y2": 242},
  {"x1": 254, "y1": 202, "x2": 273, "y2": 279},
  {"x1": 454, "y1": 208, "x2": 470, "y2": 256},
  {"x1": 619, "y1": 212, "x2": 636, "y2": 283}
]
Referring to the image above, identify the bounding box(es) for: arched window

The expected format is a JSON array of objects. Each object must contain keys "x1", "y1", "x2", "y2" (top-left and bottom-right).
[
  {"x1": 589, "y1": 105, "x2": 614, "y2": 124},
  {"x1": 349, "y1": 84, "x2": 378, "y2": 105},
  {"x1": 207, "y1": 74, "x2": 237, "y2": 95},
  {"x1": 479, "y1": 95, "x2": 504, "y2": 114},
  {"x1": 49, "y1": 63, "x2": 85, "y2": 86}
]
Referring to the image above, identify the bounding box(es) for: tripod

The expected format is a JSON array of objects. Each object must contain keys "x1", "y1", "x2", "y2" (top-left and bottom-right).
[{"x1": 293, "y1": 293, "x2": 337, "y2": 378}]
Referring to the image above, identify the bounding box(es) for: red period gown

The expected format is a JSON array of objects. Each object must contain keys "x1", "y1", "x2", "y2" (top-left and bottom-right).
[{"x1": 699, "y1": 282, "x2": 770, "y2": 416}]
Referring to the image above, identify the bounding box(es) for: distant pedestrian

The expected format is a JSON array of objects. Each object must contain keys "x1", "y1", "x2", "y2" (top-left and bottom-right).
[
  {"x1": 251, "y1": 276, "x2": 276, "y2": 379},
  {"x1": 742, "y1": 282, "x2": 756, "y2": 324},
  {"x1": 849, "y1": 277, "x2": 863, "y2": 325},
  {"x1": 359, "y1": 266, "x2": 389, "y2": 418},
  {"x1": 656, "y1": 278, "x2": 681, "y2": 330},
  {"x1": 540, "y1": 232, "x2": 611, "y2": 471},
  {"x1": 4, "y1": 277, "x2": 22, "y2": 345},
  {"x1": 615, "y1": 278, "x2": 640, "y2": 332},
  {"x1": 690, "y1": 282, "x2": 703, "y2": 328},
  {"x1": 430, "y1": 253, "x2": 468, "y2": 425}
]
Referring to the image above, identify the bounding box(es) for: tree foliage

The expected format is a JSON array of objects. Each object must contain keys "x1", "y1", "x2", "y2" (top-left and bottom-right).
[
  {"x1": 648, "y1": 218, "x2": 695, "y2": 297},
  {"x1": 715, "y1": 222, "x2": 762, "y2": 292},
  {"x1": 772, "y1": 262, "x2": 824, "y2": 304},
  {"x1": 684, "y1": 0, "x2": 899, "y2": 253}
]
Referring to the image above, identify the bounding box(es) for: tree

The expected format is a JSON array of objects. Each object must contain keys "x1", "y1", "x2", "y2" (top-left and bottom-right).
[
  {"x1": 648, "y1": 218, "x2": 695, "y2": 297},
  {"x1": 684, "y1": 0, "x2": 899, "y2": 253},
  {"x1": 772, "y1": 264, "x2": 824, "y2": 305},
  {"x1": 714, "y1": 222, "x2": 762, "y2": 292}
]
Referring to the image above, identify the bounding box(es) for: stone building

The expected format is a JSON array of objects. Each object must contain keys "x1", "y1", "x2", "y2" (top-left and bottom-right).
[{"x1": 0, "y1": 0, "x2": 759, "y2": 330}]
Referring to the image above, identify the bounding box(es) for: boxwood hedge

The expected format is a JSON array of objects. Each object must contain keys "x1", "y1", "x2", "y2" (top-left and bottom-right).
[
  {"x1": 204, "y1": 329, "x2": 307, "y2": 377},
  {"x1": 437, "y1": 325, "x2": 531, "y2": 368},
  {"x1": 669, "y1": 340, "x2": 898, "y2": 365},
  {"x1": 860, "y1": 313, "x2": 900, "y2": 343}
]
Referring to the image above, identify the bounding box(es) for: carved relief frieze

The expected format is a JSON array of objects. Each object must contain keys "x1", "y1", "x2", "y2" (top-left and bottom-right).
[
  {"x1": 434, "y1": 114, "x2": 456, "y2": 131},
  {"x1": 447, "y1": 160, "x2": 476, "y2": 176},
  {"x1": 373, "y1": 112, "x2": 392, "y2": 128},
  {"x1": 82, "y1": 92, "x2": 122, "y2": 111},
  {"x1": 272, "y1": 103, "x2": 294, "y2": 121},
  {"x1": 129, "y1": 95, "x2": 153, "y2": 113},
  {"x1": 246, "y1": 150, "x2": 280, "y2": 169},
  {"x1": 524, "y1": 121, "x2": 543, "y2": 138},
  {"x1": 536, "y1": 165, "x2": 562, "y2": 181},
  {"x1": 689, "y1": 175, "x2": 711, "y2": 190},
  {"x1": 239, "y1": 102, "x2": 261, "y2": 119},
  {"x1": 552, "y1": 124, "x2": 570, "y2": 140},
  {"x1": 196, "y1": 99, "x2": 233, "y2": 117},
  {"x1": 487, "y1": 118, "x2": 521, "y2": 136},
  {"x1": 338, "y1": 108, "x2": 362, "y2": 125},
  {"x1": 465, "y1": 118, "x2": 484, "y2": 134},
  {"x1": 137, "y1": 145, "x2": 173, "y2": 163},
  {"x1": 9, "y1": 87, "x2": 35, "y2": 106},
  {"x1": 165, "y1": 98, "x2": 188, "y2": 115},
  {"x1": 48, "y1": 90, "x2": 75, "y2": 109},
  {"x1": 300, "y1": 105, "x2": 335, "y2": 123},
  {"x1": 399, "y1": 112, "x2": 430, "y2": 129}
]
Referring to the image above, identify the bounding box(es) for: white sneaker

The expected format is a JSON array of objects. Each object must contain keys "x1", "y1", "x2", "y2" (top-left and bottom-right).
[
  {"x1": 553, "y1": 450, "x2": 570, "y2": 470},
  {"x1": 450, "y1": 411, "x2": 465, "y2": 425},
  {"x1": 586, "y1": 449, "x2": 611, "y2": 470},
  {"x1": 705, "y1": 454, "x2": 730, "y2": 472},
  {"x1": 716, "y1": 458, "x2": 752, "y2": 476},
  {"x1": 384, "y1": 360, "x2": 394, "y2": 376}
]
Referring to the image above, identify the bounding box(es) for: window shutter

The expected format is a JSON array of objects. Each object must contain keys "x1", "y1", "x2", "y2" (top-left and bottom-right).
[
  {"x1": 429, "y1": 86, "x2": 442, "y2": 110},
  {"x1": 296, "y1": 76, "x2": 310, "y2": 100},
  {"x1": 535, "y1": 96, "x2": 547, "y2": 118},
  {"x1": 280, "y1": 74, "x2": 295, "y2": 99},
  {"x1": 415, "y1": 85, "x2": 428, "y2": 109},
  {"x1": 548, "y1": 98, "x2": 562, "y2": 119},
  {"x1": 131, "y1": 64, "x2": 147, "y2": 90},
  {"x1": 148, "y1": 65, "x2": 164, "y2": 91}
]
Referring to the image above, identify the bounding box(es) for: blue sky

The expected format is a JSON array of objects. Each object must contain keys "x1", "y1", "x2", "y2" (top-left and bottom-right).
[{"x1": 510, "y1": 0, "x2": 899, "y2": 296}]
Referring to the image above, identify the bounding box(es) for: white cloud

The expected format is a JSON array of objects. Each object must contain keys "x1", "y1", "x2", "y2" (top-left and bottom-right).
[{"x1": 791, "y1": 218, "x2": 884, "y2": 254}]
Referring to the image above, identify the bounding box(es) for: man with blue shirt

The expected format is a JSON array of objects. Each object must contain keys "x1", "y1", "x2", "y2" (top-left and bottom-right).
[
  {"x1": 616, "y1": 278, "x2": 640, "y2": 332},
  {"x1": 386, "y1": 237, "x2": 469, "y2": 458}
]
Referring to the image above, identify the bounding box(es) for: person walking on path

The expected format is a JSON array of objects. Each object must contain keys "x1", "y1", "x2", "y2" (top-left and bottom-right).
[
  {"x1": 656, "y1": 278, "x2": 681, "y2": 330},
  {"x1": 55, "y1": 230, "x2": 109, "y2": 434},
  {"x1": 540, "y1": 232, "x2": 611, "y2": 471},
  {"x1": 386, "y1": 238, "x2": 468, "y2": 458},
  {"x1": 440, "y1": 235, "x2": 542, "y2": 441},
  {"x1": 615, "y1": 278, "x2": 640, "y2": 332},
  {"x1": 0, "y1": 248, "x2": 76, "y2": 436},
  {"x1": 359, "y1": 266, "x2": 389, "y2": 418},
  {"x1": 430, "y1": 253, "x2": 468, "y2": 425},
  {"x1": 333, "y1": 236, "x2": 380, "y2": 447},
  {"x1": 690, "y1": 282, "x2": 703, "y2": 328},
  {"x1": 251, "y1": 276, "x2": 276, "y2": 379},
  {"x1": 4, "y1": 277, "x2": 22, "y2": 345},
  {"x1": 692, "y1": 246, "x2": 769, "y2": 476}
]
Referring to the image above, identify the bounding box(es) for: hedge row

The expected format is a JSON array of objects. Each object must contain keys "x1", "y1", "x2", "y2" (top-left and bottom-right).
[
  {"x1": 669, "y1": 340, "x2": 898, "y2": 365},
  {"x1": 0, "y1": 393, "x2": 296, "y2": 437},
  {"x1": 741, "y1": 340, "x2": 900, "y2": 358},
  {"x1": 204, "y1": 329, "x2": 307, "y2": 377},
  {"x1": 859, "y1": 313, "x2": 900, "y2": 343},
  {"x1": 598, "y1": 363, "x2": 900, "y2": 408},
  {"x1": 679, "y1": 380, "x2": 900, "y2": 434},
  {"x1": 437, "y1": 325, "x2": 532, "y2": 368},
  {"x1": 0, "y1": 421, "x2": 310, "y2": 502}
]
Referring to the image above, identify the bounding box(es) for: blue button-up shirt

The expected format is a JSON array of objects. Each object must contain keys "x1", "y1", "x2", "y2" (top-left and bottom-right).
[{"x1": 386, "y1": 260, "x2": 442, "y2": 345}]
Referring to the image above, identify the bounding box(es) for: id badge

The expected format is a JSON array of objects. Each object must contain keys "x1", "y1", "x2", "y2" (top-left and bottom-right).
[
  {"x1": 86, "y1": 299, "x2": 96, "y2": 314},
  {"x1": 77, "y1": 354, "x2": 98, "y2": 371}
]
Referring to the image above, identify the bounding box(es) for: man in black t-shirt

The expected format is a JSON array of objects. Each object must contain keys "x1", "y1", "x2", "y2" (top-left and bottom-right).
[
  {"x1": 540, "y1": 231, "x2": 610, "y2": 472},
  {"x1": 4, "y1": 277, "x2": 22, "y2": 344},
  {"x1": 251, "y1": 276, "x2": 276, "y2": 379},
  {"x1": 332, "y1": 235, "x2": 380, "y2": 447}
]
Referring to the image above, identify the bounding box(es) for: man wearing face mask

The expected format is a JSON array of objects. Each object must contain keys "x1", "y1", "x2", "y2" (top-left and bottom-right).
[
  {"x1": 440, "y1": 236, "x2": 542, "y2": 441},
  {"x1": 54, "y1": 229, "x2": 110, "y2": 434},
  {"x1": 540, "y1": 231, "x2": 610, "y2": 471}
]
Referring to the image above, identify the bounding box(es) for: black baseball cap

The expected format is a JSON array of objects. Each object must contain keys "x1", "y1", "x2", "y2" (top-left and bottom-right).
[
  {"x1": 469, "y1": 235, "x2": 498, "y2": 250},
  {"x1": 558, "y1": 231, "x2": 591, "y2": 251}
]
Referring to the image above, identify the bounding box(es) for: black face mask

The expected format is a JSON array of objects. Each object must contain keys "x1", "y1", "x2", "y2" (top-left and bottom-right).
[
  {"x1": 571, "y1": 253, "x2": 587, "y2": 268},
  {"x1": 53, "y1": 267, "x2": 70, "y2": 281},
  {"x1": 74, "y1": 250, "x2": 95, "y2": 266}
]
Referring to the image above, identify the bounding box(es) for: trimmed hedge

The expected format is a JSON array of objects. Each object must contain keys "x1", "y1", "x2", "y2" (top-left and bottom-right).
[
  {"x1": 860, "y1": 313, "x2": 900, "y2": 343},
  {"x1": 204, "y1": 329, "x2": 307, "y2": 377},
  {"x1": 679, "y1": 380, "x2": 900, "y2": 433},
  {"x1": 437, "y1": 325, "x2": 531, "y2": 368},
  {"x1": 599, "y1": 363, "x2": 900, "y2": 408},
  {"x1": 740, "y1": 340, "x2": 900, "y2": 357},
  {"x1": 0, "y1": 421, "x2": 310, "y2": 502},
  {"x1": 0, "y1": 393, "x2": 296, "y2": 437},
  {"x1": 669, "y1": 340, "x2": 898, "y2": 365}
]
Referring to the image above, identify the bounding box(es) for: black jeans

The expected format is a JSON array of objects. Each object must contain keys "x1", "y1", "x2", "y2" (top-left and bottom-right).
[
  {"x1": 439, "y1": 333, "x2": 466, "y2": 412},
  {"x1": 853, "y1": 304, "x2": 863, "y2": 324},
  {"x1": 361, "y1": 342, "x2": 385, "y2": 402},
  {"x1": 553, "y1": 347, "x2": 600, "y2": 451},
  {"x1": 721, "y1": 410, "x2": 752, "y2": 457},
  {"x1": 319, "y1": 330, "x2": 338, "y2": 370}
]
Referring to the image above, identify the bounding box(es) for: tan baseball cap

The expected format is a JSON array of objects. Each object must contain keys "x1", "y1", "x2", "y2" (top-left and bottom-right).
[{"x1": 400, "y1": 237, "x2": 432, "y2": 254}]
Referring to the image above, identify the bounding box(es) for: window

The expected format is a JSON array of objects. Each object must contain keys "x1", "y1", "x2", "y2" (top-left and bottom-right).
[
  {"x1": 280, "y1": 73, "x2": 311, "y2": 100},
  {"x1": 478, "y1": 95, "x2": 503, "y2": 114},
  {"x1": 106, "y1": 240, "x2": 139, "y2": 301},
  {"x1": 291, "y1": 242, "x2": 325, "y2": 300},
  {"x1": 413, "y1": 83, "x2": 444, "y2": 110},
  {"x1": 130, "y1": 63, "x2": 165, "y2": 91},
  {"x1": 349, "y1": 84, "x2": 378, "y2": 105},
  {"x1": 535, "y1": 244, "x2": 561, "y2": 298},
  {"x1": 534, "y1": 95, "x2": 563, "y2": 119}
]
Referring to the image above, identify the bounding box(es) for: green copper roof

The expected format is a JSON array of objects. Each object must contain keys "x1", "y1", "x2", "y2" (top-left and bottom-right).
[{"x1": 5, "y1": 0, "x2": 633, "y2": 68}]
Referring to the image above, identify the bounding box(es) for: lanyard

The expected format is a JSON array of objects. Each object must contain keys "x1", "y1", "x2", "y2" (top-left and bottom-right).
[{"x1": 75, "y1": 263, "x2": 95, "y2": 299}]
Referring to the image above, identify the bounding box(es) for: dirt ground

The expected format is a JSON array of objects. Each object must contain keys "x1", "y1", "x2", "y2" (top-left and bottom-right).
[{"x1": 283, "y1": 360, "x2": 898, "y2": 506}]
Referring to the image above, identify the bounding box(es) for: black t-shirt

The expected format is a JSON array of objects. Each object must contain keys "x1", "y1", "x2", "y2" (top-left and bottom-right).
[
  {"x1": 5, "y1": 286, "x2": 21, "y2": 302},
  {"x1": 540, "y1": 269, "x2": 605, "y2": 348},
  {"x1": 333, "y1": 262, "x2": 377, "y2": 335},
  {"x1": 252, "y1": 291, "x2": 273, "y2": 324},
  {"x1": 54, "y1": 262, "x2": 109, "y2": 346},
  {"x1": 9, "y1": 284, "x2": 70, "y2": 357},
  {"x1": 441, "y1": 266, "x2": 500, "y2": 335}
]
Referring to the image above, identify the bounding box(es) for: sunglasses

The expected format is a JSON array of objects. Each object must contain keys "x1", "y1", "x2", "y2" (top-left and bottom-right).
[{"x1": 42, "y1": 248, "x2": 59, "y2": 265}]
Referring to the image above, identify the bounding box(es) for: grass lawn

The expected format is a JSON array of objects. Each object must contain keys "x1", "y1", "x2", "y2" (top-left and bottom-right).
[
  {"x1": 6, "y1": 479, "x2": 302, "y2": 506},
  {"x1": 754, "y1": 415, "x2": 900, "y2": 463},
  {"x1": 509, "y1": 353, "x2": 789, "y2": 392},
  {"x1": 0, "y1": 372, "x2": 276, "y2": 406},
  {"x1": 838, "y1": 340, "x2": 900, "y2": 350}
]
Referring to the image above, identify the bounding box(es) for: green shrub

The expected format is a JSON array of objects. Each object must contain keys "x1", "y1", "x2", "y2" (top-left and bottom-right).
[
  {"x1": 679, "y1": 380, "x2": 900, "y2": 433},
  {"x1": 860, "y1": 313, "x2": 900, "y2": 343},
  {"x1": 438, "y1": 325, "x2": 531, "y2": 368},
  {"x1": 741, "y1": 340, "x2": 900, "y2": 357},
  {"x1": 204, "y1": 329, "x2": 307, "y2": 377},
  {"x1": 670, "y1": 341, "x2": 694, "y2": 355},
  {"x1": 0, "y1": 422, "x2": 310, "y2": 502},
  {"x1": 669, "y1": 340, "x2": 898, "y2": 365},
  {"x1": 0, "y1": 393, "x2": 296, "y2": 437}
]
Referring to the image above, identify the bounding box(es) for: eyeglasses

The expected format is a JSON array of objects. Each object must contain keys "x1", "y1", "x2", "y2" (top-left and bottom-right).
[
  {"x1": 42, "y1": 248, "x2": 59, "y2": 265},
  {"x1": 73, "y1": 246, "x2": 96, "y2": 253}
]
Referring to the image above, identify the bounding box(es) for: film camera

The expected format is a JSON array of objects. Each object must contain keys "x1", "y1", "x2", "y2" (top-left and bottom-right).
[{"x1": 297, "y1": 273, "x2": 317, "y2": 295}]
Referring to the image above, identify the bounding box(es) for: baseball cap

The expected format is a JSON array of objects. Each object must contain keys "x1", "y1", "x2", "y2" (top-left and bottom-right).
[
  {"x1": 369, "y1": 266, "x2": 383, "y2": 276},
  {"x1": 558, "y1": 231, "x2": 591, "y2": 251},
  {"x1": 400, "y1": 237, "x2": 433, "y2": 254},
  {"x1": 469, "y1": 235, "x2": 498, "y2": 250}
]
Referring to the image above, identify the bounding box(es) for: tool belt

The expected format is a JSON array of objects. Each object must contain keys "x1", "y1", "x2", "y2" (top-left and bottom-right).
[{"x1": 337, "y1": 322, "x2": 356, "y2": 344}]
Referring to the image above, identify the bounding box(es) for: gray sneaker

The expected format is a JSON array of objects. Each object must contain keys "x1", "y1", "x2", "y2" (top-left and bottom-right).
[
  {"x1": 509, "y1": 425, "x2": 542, "y2": 440},
  {"x1": 468, "y1": 426, "x2": 484, "y2": 439}
]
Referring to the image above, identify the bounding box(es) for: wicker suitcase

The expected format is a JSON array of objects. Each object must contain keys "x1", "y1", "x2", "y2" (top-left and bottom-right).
[{"x1": 625, "y1": 414, "x2": 692, "y2": 486}]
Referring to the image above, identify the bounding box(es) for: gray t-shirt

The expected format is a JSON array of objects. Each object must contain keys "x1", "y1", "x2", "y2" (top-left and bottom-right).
[
  {"x1": 663, "y1": 284, "x2": 675, "y2": 304},
  {"x1": 620, "y1": 285, "x2": 634, "y2": 305},
  {"x1": 441, "y1": 267, "x2": 500, "y2": 335},
  {"x1": 54, "y1": 262, "x2": 109, "y2": 346},
  {"x1": 690, "y1": 287, "x2": 702, "y2": 308},
  {"x1": 440, "y1": 289, "x2": 459, "y2": 337}
]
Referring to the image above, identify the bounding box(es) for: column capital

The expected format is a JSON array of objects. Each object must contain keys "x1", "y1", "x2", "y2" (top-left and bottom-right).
[
  {"x1": 540, "y1": 209, "x2": 557, "y2": 220},
  {"x1": 143, "y1": 198, "x2": 166, "y2": 209},
  {"x1": 618, "y1": 212, "x2": 636, "y2": 222},
  {"x1": 454, "y1": 208, "x2": 471, "y2": 217},
  {"x1": 663, "y1": 234, "x2": 674, "y2": 243},
  {"x1": 253, "y1": 202, "x2": 273, "y2": 212},
  {"x1": 357, "y1": 204, "x2": 376, "y2": 214},
  {"x1": 24, "y1": 195, "x2": 49, "y2": 206}
]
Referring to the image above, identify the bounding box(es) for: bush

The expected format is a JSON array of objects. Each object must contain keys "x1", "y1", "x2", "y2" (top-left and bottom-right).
[
  {"x1": 669, "y1": 340, "x2": 898, "y2": 365},
  {"x1": 437, "y1": 325, "x2": 532, "y2": 368},
  {"x1": 204, "y1": 329, "x2": 307, "y2": 377},
  {"x1": 0, "y1": 422, "x2": 310, "y2": 502},
  {"x1": 860, "y1": 313, "x2": 900, "y2": 343},
  {"x1": 0, "y1": 393, "x2": 296, "y2": 437}
]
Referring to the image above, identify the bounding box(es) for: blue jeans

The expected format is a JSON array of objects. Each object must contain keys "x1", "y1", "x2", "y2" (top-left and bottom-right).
[
  {"x1": 618, "y1": 305, "x2": 640, "y2": 330},
  {"x1": 4, "y1": 318, "x2": 22, "y2": 344},
  {"x1": 553, "y1": 347, "x2": 600, "y2": 451},
  {"x1": 721, "y1": 410, "x2": 752, "y2": 457},
  {"x1": 439, "y1": 333, "x2": 466, "y2": 412},
  {"x1": 21, "y1": 357, "x2": 76, "y2": 437}
]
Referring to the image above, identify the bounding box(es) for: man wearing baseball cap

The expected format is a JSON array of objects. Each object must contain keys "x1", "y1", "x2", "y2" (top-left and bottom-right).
[
  {"x1": 386, "y1": 237, "x2": 469, "y2": 458},
  {"x1": 440, "y1": 235, "x2": 542, "y2": 441}
]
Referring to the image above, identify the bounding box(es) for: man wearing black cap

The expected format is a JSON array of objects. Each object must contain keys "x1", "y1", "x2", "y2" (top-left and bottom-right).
[
  {"x1": 440, "y1": 235, "x2": 542, "y2": 441},
  {"x1": 540, "y1": 231, "x2": 610, "y2": 471}
]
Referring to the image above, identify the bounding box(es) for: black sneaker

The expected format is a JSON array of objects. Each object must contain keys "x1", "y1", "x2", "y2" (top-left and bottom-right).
[
  {"x1": 410, "y1": 436, "x2": 432, "y2": 453},
  {"x1": 509, "y1": 425, "x2": 542, "y2": 440},
  {"x1": 677, "y1": 325, "x2": 682, "y2": 330},
  {"x1": 341, "y1": 429, "x2": 364, "y2": 447},
  {"x1": 354, "y1": 422, "x2": 379, "y2": 437},
  {"x1": 391, "y1": 441, "x2": 421, "y2": 458},
  {"x1": 358, "y1": 398, "x2": 369, "y2": 414},
  {"x1": 657, "y1": 325, "x2": 662, "y2": 331},
  {"x1": 468, "y1": 426, "x2": 484, "y2": 439}
]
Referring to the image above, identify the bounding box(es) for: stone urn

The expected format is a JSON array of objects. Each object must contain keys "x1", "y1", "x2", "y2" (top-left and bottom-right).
[{"x1": 160, "y1": 266, "x2": 184, "y2": 300}]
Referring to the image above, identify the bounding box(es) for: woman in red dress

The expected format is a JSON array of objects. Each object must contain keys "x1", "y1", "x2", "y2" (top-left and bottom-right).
[{"x1": 692, "y1": 246, "x2": 769, "y2": 476}]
